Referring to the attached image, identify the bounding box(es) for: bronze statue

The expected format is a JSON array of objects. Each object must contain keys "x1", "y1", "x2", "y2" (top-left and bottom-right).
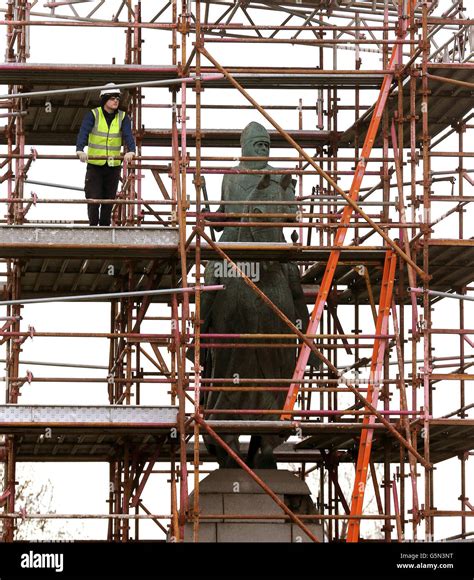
[{"x1": 192, "y1": 122, "x2": 319, "y2": 468}]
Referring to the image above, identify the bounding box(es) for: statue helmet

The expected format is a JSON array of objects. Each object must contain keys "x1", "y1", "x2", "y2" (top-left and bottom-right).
[{"x1": 240, "y1": 122, "x2": 270, "y2": 150}]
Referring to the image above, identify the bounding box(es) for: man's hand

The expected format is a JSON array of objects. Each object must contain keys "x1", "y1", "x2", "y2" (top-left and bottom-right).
[
  {"x1": 76, "y1": 151, "x2": 88, "y2": 163},
  {"x1": 124, "y1": 151, "x2": 135, "y2": 163}
]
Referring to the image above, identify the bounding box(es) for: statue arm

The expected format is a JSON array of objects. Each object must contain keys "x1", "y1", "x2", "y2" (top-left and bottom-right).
[
  {"x1": 278, "y1": 174, "x2": 298, "y2": 223},
  {"x1": 287, "y1": 178, "x2": 298, "y2": 219}
]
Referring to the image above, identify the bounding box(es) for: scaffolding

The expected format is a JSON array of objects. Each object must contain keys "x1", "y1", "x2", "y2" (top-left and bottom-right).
[{"x1": 0, "y1": 0, "x2": 473, "y2": 543}]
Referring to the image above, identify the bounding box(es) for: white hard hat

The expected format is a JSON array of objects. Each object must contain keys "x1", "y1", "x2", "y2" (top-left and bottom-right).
[{"x1": 99, "y1": 82, "x2": 121, "y2": 97}]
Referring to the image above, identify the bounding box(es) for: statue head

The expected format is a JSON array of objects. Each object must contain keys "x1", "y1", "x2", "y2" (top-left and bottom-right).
[{"x1": 240, "y1": 122, "x2": 270, "y2": 168}]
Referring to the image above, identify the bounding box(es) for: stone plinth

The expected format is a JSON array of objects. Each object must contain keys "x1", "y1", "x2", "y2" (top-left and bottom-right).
[{"x1": 181, "y1": 469, "x2": 324, "y2": 543}]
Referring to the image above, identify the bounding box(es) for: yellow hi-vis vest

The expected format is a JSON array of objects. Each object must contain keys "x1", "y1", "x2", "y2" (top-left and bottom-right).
[{"x1": 87, "y1": 107, "x2": 125, "y2": 167}]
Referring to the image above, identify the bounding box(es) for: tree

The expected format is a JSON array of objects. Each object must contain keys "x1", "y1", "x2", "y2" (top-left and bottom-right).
[{"x1": 0, "y1": 465, "x2": 79, "y2": 541}]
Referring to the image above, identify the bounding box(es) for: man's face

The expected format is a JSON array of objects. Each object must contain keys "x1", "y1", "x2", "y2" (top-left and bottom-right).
[
  {"x1": 106, "y1": 96, "x2": 120, "y2": 111},
  {"x1": 253, "y1": 140, "x2": 269, "y2": 157}
]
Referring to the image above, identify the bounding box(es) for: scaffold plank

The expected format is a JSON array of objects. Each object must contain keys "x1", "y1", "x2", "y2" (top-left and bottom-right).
[
  {"x1": 0, "y1": 404, "x2": 177, "y2": 430},
  {"x1": 10, "y1": 421, "x2": 473, "y2": 464},
  {"x1": 0, "y1": 62, "x2": 385, "y2": 89},
  {"x1": 10, "y1": 240, "x2": 474, "y2": 303},
  {"x1": 0, "y1": 225, "x2": 178, "y2": 258},
  {"x1": 341, "y1": 65, "x2": 474, "y2": 147}
]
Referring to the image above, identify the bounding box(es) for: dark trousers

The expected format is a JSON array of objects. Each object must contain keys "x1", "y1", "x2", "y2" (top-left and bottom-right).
[{"x1": 84, "y1": 163, "x2": 121, "y2": 226}]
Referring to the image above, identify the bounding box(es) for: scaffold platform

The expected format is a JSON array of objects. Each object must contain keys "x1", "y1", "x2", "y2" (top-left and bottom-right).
[
  {"x1": 8, "y1": 417, "x2": 473, "y2": 466},
  {"x1": 342, "y1": 64, "x2": 474, "y2": 147},
  {"x1": 4, "y1": 232, "x2": 474, "y2": 305},
  {"x1": 0, "y1": 404, "x2": 177, "y2": 432},
  {"x1": 0, "y1": 225, "x2": 178, "y2": 258}
]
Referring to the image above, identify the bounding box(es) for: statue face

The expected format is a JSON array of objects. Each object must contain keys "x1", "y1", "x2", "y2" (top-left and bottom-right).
[
  {"x1": 241, "y1": 132, "x2": 270, "y2": 168},
  {"x1": 253, "y1": 140, "x2": 269, "y2": 157}
]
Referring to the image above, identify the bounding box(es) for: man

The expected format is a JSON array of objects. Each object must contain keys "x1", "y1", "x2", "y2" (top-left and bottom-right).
[{"x1": 76, "y1": 82, "x2": 136, "y2": 226}]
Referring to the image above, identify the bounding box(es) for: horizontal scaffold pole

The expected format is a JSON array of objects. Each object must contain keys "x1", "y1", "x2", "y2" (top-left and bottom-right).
[
  {"x1": 0, "y1": 285, "x2": 224, "y2": 306},
  {"x1": 409, "y1": 288, "x2": 474, "y2": 302},
  {"x1": 0, "y1": 74, "x2": 224, "y2": 100}
]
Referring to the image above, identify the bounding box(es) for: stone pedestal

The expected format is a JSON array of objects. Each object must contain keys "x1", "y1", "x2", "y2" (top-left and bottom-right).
[{"x1": 181, "y1": 469, "x2": 324, "y2": 542}]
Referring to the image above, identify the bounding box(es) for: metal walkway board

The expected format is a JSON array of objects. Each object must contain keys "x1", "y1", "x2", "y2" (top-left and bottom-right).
[
  {"x1": 0, "y1": 404, "x2": 177, "y2": 432},
  {"x1": 0, "y1": 225, "x2": 178, "y2": 258}
]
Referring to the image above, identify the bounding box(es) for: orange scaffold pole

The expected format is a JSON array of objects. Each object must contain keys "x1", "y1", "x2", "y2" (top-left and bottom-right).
[
  {"x1": 281, "y1": 6, "x2": 409, "y2": 418},
  {"x1": 346, "y1": 250, "x2": 397, "y2": 542}
]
